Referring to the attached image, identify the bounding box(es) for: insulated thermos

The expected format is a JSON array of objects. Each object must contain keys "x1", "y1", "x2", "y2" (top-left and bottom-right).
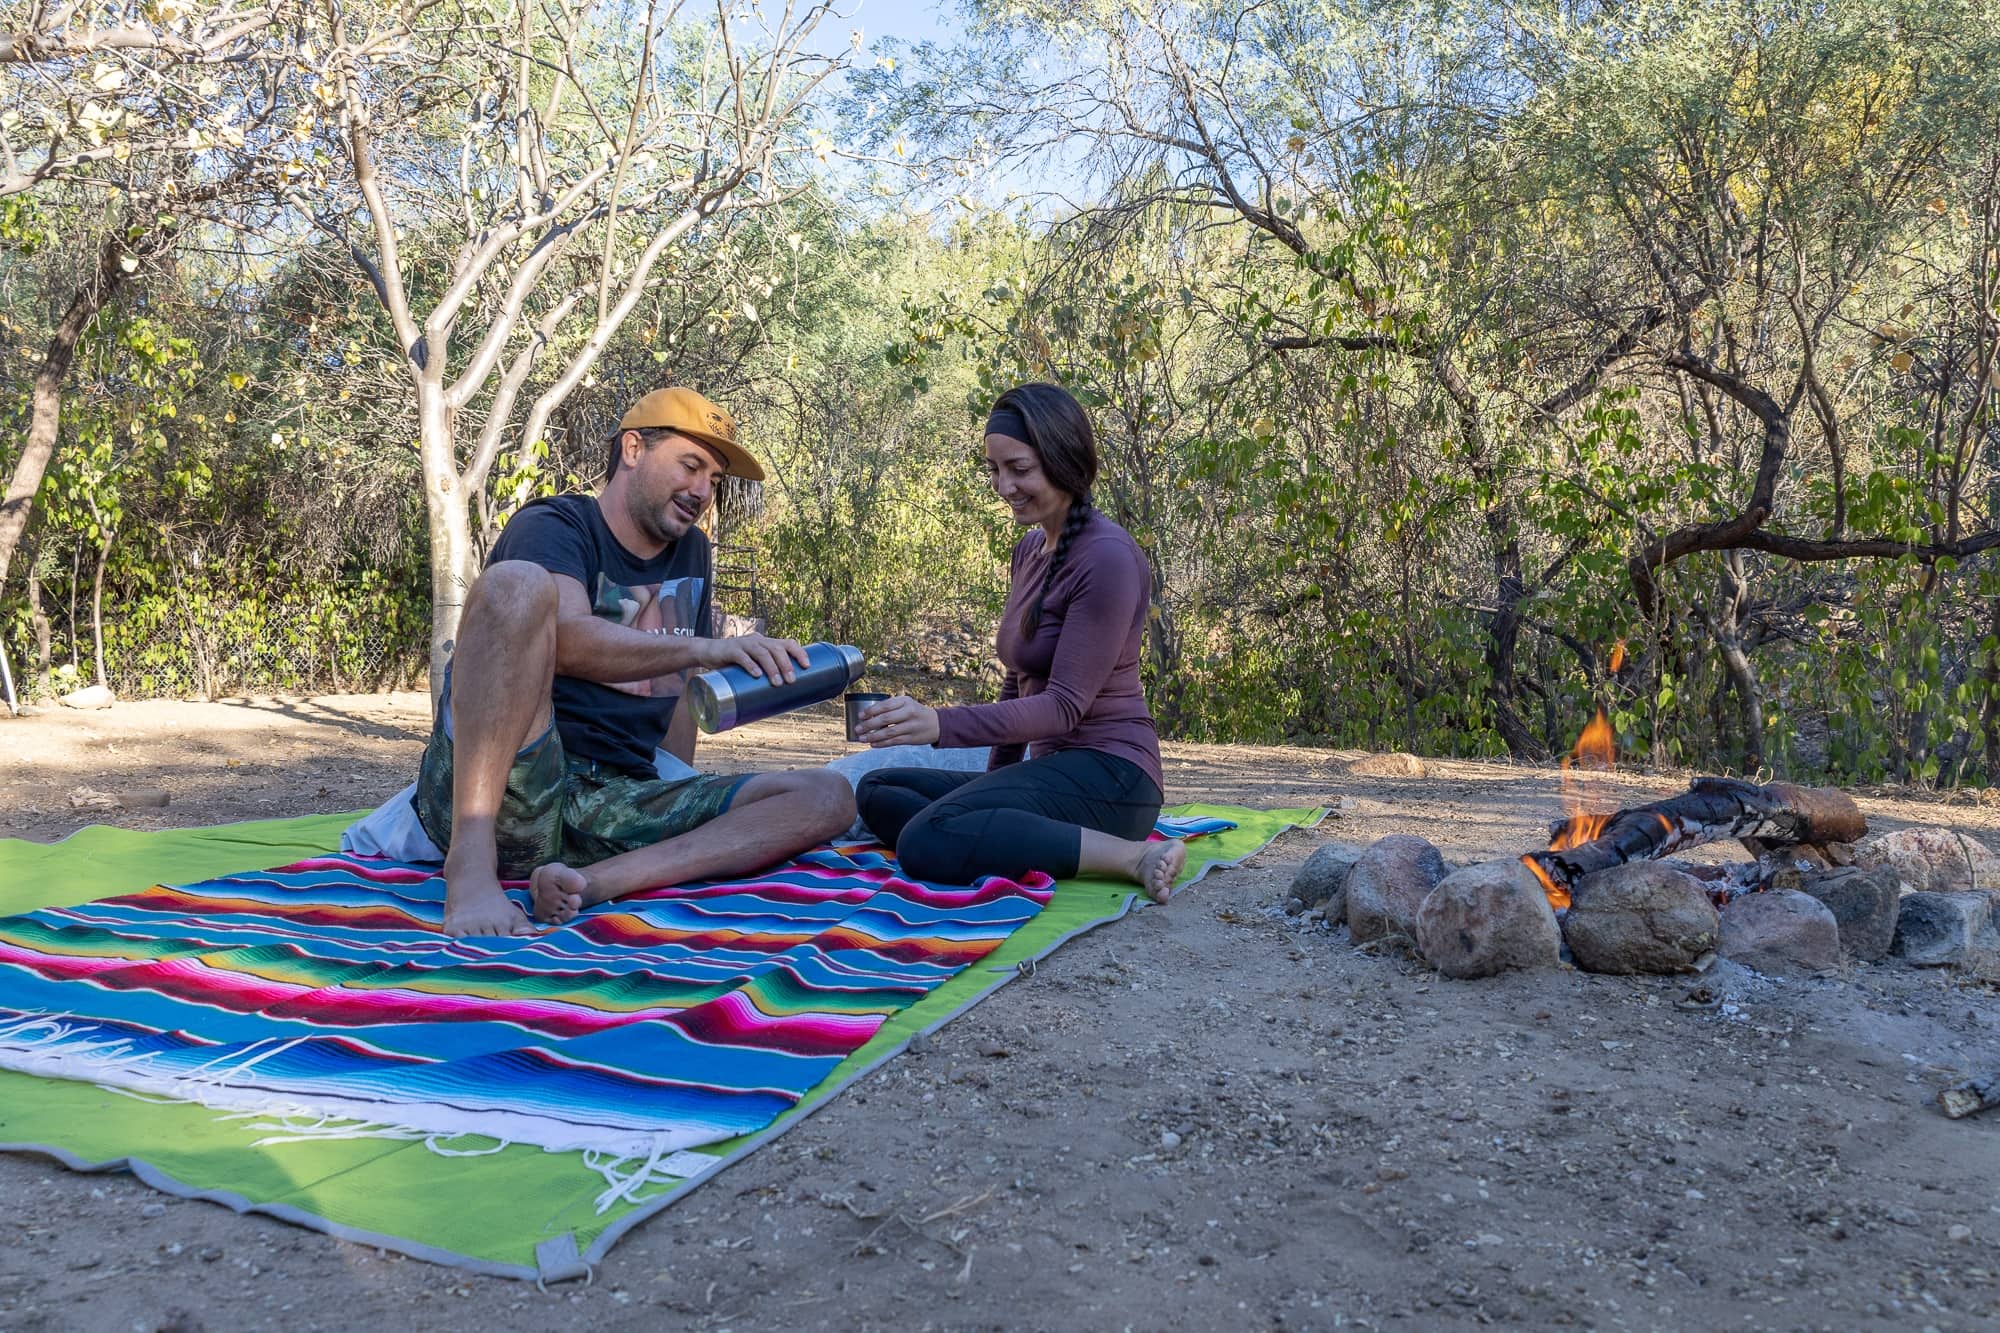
[{"x1": 685, "y1": 642, "x2": 866, "y2": 734}]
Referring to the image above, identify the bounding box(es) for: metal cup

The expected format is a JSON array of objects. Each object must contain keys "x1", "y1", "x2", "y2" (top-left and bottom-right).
[{"x1": 844, "y1": 692, "x2": 890, "y2": 743}]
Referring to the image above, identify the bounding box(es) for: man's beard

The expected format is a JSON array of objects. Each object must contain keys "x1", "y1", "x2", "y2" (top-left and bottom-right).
[{"x1": 630, "y1": 491, "x2": 696, "y2": 545}]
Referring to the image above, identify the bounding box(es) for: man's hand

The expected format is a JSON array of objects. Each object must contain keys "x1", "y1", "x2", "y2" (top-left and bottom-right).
[
  {"x1": 697, "y1": 633, "x2": 812, "y2": 684},
  {"x1": 855, "y1": 694, "x2": 941, "y2": 747}
]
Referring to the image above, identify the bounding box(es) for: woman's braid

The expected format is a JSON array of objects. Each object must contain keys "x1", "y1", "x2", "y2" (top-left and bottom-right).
[{"x1": 1022, "y1": 498, "x2": 1093, "y2": 637}]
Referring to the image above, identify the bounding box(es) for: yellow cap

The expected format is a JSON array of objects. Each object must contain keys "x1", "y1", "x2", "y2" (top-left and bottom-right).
[{"x1": 616, "y1": 387, "x2": 764, "y2": 481}]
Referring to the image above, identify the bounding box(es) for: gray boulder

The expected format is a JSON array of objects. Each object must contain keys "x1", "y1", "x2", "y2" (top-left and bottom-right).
[
  {"x1": 1346, "y1": 835, "x2": 1447, "y2": 945},
  {"x1": 1892, "y1": 891, "x2": 1998, "y2": 968},
  {"x1": 1720, "y1": 889, "x2": 1842, "y2": 977},
  {"x1": 1561, "y1": 862, "x2": 1720, "y2": 975},
  {"x1": 1858, "y1": 826, "x2": 1998, "y2": 894},
  {"x1": 1290, "y1": 842, "x2": 1364, "y2": 920},
  {"x1": 1415, "y1": 859, "x2": 1562, "y2": 979},
  {"x1": 1793, "y1": 864, "x2": 1901, "y2": 961}
]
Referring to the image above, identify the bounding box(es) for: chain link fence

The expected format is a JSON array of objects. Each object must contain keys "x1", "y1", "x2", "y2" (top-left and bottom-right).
[
  {"x1": 112, "y1": 602, "x2": 426, "y2": 700},
  {"x1": 14, "y1": 558, "x2": 767, "y2": 703},
  {"x1": 2, "y1": 598, "x2": 431, "y2": 702}
]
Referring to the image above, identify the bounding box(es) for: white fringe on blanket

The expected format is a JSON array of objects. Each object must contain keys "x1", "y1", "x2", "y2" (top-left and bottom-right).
[{"x1": 584, "y1": 1136, "x2": 721, "y2": 1213}]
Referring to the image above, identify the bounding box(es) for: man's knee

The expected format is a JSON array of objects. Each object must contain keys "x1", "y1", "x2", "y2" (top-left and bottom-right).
[
  {"x1": 802, "y1": 769, "x2": 857, "y2": 832},
  {"x1": 465, "y1": 560, "x2": 559, "y2": 630},
  {"x1": 741, "y1": 768, "x2": 855, "y2": 836}
]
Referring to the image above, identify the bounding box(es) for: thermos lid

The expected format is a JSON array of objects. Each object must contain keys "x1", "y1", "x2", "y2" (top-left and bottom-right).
[{"x1": 687, "y1": 668, "x2": 735, "y2": 734}]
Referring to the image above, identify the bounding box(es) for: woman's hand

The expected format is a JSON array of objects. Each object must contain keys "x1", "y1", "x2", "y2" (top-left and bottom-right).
[{"x1": 855, "y1": 694, "x2": 940, "y2": 747}]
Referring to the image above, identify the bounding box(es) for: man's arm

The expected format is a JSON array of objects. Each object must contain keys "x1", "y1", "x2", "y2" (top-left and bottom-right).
[{"x1": 548, "y1": 573, "x2": 806, "y2": 684}]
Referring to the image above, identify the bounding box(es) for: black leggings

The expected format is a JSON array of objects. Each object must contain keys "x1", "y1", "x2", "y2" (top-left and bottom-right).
[{"x1": 855, "y1": 748, "x2": 1163, "y2": 884}]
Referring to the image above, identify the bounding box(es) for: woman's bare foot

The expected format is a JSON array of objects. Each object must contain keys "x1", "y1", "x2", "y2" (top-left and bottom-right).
[
  {"x1": 531, "y1": 862, "x2": 593, "y2": 925},
  {"x1": 442, "y1": 861, "x2": 533, "y2": 938},
  {"x1": 1136, "y1": 839, "x2": 1187, "y2": 904}
]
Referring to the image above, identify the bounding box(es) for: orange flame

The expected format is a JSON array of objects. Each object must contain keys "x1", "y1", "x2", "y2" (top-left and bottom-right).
[
  {"x1": 1522, "y1": 707, "x2": 1619, "y2": 911},
  {"x1": 1521, "y1": 854, "x2": 1571, "y2": 910},
  {"x1": 1552, "y1": 707, "x2": 1615, "y2": 847}
]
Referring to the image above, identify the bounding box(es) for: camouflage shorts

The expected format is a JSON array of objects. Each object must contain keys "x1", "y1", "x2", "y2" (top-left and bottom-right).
[{"x1": 414, "y1": 720, "x2": 749, "y2": 879}]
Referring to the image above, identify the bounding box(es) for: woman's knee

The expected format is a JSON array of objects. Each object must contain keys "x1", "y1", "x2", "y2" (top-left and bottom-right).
[
  {"x1": 894, "y1": 812, "x2": 969, "y2": 883},
  {"x1": 854, "y1": 769, "x2": 892, "y2": 810},
  {"x1": 892, "y1": 824, "x2": 960, "y2": 876}
]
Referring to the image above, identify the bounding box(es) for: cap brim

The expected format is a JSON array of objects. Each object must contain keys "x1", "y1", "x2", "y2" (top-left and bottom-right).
[
  {"x1": 686, "y1": 431, "x2": 765, "y2": 482},
  {"x1": 614, "y1": 423, "x2": 765, "y2": 481}
]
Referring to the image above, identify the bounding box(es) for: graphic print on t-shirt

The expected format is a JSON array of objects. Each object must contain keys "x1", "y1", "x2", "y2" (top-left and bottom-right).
[{"x1": 592, "y1": 573, "x2": 705, "y2": 698}]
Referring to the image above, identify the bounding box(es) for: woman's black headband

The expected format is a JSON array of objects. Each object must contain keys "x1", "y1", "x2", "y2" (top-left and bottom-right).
[{"x1": 985, "y1": 404, "x2": 1031, "y2": 444}]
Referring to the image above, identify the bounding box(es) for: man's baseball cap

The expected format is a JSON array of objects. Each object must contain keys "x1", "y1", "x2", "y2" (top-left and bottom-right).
[{"x1": 616, "y1": 387, "x2": 765, "y2": 481}]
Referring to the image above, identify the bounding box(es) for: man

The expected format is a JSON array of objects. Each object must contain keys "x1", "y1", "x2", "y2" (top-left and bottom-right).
[{"x1": 418, "y1": 386, "x2": 855, "y2": 936}]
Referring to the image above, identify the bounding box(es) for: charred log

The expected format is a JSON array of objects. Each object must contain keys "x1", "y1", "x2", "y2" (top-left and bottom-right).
[
  {"x1": 1939, "y1": 1073, "x2": 2000, "y2": 1120},
  {"x1": 1524, "y1": 778, "x2": 1865, "y2": 897}
]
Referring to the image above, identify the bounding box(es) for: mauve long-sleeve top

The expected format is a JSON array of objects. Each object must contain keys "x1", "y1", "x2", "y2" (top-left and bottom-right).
[{"x1": 933, "y1": 511, "x2": 1164, "y2": 795}]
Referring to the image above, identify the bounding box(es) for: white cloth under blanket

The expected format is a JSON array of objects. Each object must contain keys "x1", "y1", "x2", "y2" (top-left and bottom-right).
[
  {"x1": 341, "y1": 737, "x2": 986, "y2": 858},
  {"x1": 824, "y1": 744, "x2": 990, "y2": 839}
]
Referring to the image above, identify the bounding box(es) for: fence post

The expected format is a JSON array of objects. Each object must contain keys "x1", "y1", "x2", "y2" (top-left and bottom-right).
[{"x1": 0, "y1": 632, "x2": 18, "y2": 715}]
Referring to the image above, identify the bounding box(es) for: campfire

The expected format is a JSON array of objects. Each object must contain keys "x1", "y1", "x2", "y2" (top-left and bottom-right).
[
  {"x1": 1289, "y1": 696, "x2": 1996, "y2": 990},
  {"x1": 1519, "y1": 706, "x2": 1867, "y2": 913},
  {"x1": 1286, "y1": 695, "x2": 2000, "y2": 1117},
  {"x1": 1526, "y1": 706, "x2": 1618, "y2": 910}
]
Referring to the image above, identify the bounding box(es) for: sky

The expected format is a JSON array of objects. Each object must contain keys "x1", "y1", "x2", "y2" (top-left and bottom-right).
[
  {"x1": 783, "y1": 0, "x2": 1090, "y2": 213},
  {"x1": 848, "y1": 0, "x2": 956, "y2": 51}
]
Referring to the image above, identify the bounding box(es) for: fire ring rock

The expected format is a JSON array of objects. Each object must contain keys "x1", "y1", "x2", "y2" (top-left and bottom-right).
[
  {"x1": 1719, "y1": 889, "x2": 1842, "y2": 978},
  {"x1": 1415, "y1": 859, "x2": 1562, "y2": 979},
  {"x1": 1892, "y1": 891, "x2": 1998, "y2": 969},
  {"x1": 1857, "y1": 826, "x2": 1998, "y2": 895},
  {"x1": 1345, "y1": 835, "x2": 1447, "y2": 945},
  {"x1": 1793, "y1": 864, "x2": 1902, "y2": 961},
  {"x1": 1560, "y1": 862, "x2": 1720, "y2": 975},
  {"x1": 1290, "y1": 842, "x2": 1363, "y2": 921}
]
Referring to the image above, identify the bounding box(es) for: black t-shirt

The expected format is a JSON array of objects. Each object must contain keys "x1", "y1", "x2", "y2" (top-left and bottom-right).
[{"x1": 484, "y1": 493, "x2": 713, "y2": 775}]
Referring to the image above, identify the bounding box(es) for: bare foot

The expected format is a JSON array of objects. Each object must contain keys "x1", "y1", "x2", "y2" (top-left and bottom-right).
[
  {"x1": 531, "y1": 862, "x2": 593, "y2": 925},
  {"x1": 442, "y1": 863, "x2": 533, "y2": 937},
  {"x1": 1136, "y1": 839, "x2": 1188, "y2": 904}
]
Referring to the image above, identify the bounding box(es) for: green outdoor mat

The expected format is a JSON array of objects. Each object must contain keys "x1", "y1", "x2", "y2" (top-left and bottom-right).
[{"x1": 0, "y1": 804, "x2": 1321, "y2": 1280}]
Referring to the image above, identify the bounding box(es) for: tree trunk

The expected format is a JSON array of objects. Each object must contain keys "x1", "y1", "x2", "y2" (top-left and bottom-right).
[
  {"x1": 1983, "y1": 593, "x2": 2000, "y2": 783},
  {"x1": 0, "y1": 229, "x2": 139, "y2": 595},
  {"x1": 89, "y1": 521, "x2": 112, "y2": 690},
  {"x1": 26, "y1": 560, "x2": 50, "y2": 690},
  {"x1": 419, "y1": 388, "x2": 477, "y2": 703},
  {"x1": 1523, "y1": 777, "x2": 1866, "y2": 905},
  {"x1": 1145, "y1": 565, "x2": 1183, "y2": 732},
  {"x1": 1706, "y1": 550, "x2": 1763, "y2": 771},
  {"x1": 1484, "y1": 512, "x2": 1548, "y2": 760}
]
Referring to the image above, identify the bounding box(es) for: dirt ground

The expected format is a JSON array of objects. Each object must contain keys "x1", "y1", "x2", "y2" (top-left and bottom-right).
[{"x1": 2, "y1": 693, "x2": 1999, "y2": 1332}]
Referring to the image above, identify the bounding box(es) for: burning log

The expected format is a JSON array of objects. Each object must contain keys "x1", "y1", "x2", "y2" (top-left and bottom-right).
[{"x1": 1523, "y1": 777, "x2": 1865, "y2": 909}]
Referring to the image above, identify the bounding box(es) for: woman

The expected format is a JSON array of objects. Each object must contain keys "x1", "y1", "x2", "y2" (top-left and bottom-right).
[{"x1": 853, "y1": 383, "x2": 1185, "y2": 900}]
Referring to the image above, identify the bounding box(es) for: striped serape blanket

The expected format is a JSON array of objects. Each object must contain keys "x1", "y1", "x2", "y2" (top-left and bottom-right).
[
  {"x1": 1153, "y1": 812, "x2": 1238, "y2": 840},
  {"x1": 0, "y1": 844, "x2": 1054, "y2": 1158}
]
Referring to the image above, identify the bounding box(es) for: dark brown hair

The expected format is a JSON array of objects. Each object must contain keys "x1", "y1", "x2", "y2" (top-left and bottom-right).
[
  {"x1": 990, "y1": 383, "x2": 1098, "y2": 637},
  {"x1": 604, "y1": 427, "x2": 662, "y2": 484}
]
